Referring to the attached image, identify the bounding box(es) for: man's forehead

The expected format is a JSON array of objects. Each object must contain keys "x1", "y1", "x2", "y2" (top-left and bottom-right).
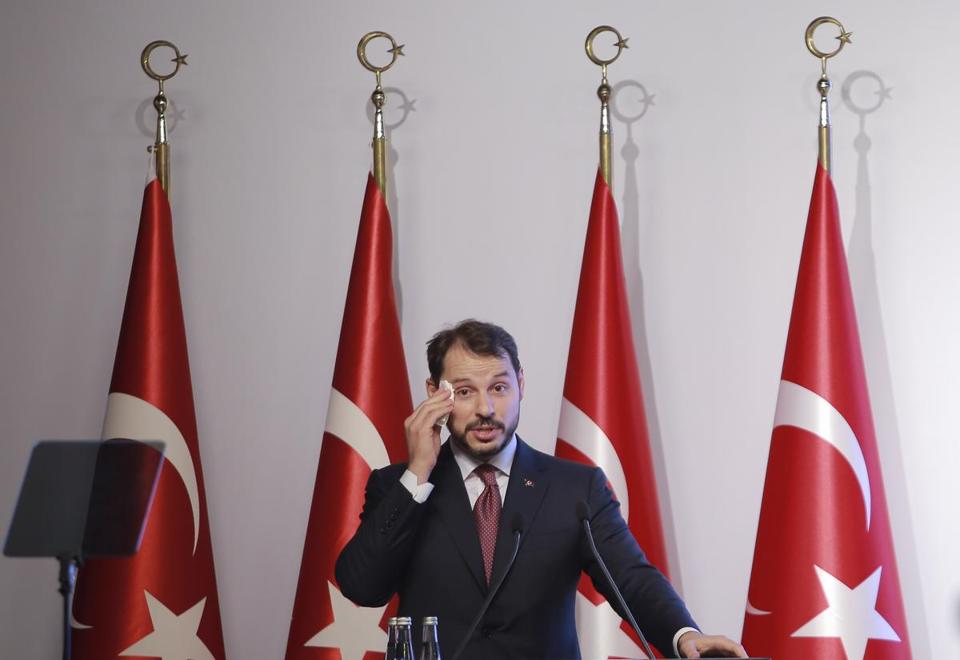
[{"x1": 441, "y1": 345, "x2": 515, "y2": 380}]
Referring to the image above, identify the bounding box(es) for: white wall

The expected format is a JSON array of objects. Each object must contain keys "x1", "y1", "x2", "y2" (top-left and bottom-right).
[{"x1": 1, "y1": 1, "x2": 956, "y2": 658}]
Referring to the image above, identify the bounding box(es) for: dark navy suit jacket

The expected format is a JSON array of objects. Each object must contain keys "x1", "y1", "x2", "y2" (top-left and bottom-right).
[{"x1": 335, "y1": 438, "x2": 696, "y2": 659}]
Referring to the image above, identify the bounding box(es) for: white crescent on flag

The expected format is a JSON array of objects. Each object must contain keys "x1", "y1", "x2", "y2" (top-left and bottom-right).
[
  {"x1": 773, "y1": 380, "x2": 872, "y2": 529},
  {"x1": 102, "y1": 392, "x2": 202, "y2": 553},
  {"x1": 324, "y1": 388, "x2": 390, "y2": 471},
  {"x1": 745, "y1": 600, "x2": 772, "y2": 616},
  {"x1": 558, "y1": 397, "x2": 630, "y2": 522}
]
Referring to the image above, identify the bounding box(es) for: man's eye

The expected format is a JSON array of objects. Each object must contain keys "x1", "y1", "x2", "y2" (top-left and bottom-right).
[
  {"x1": 493, "y1": 384, "x2": 508, "y2": 393},
  {"x1": 456, "y1": 389, "x2": 472, "y2": 397}
]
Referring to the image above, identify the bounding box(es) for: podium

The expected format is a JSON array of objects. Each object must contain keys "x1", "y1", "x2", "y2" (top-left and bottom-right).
[{"x1": 4, "y1": 439, "x2": 164, "y2": 660}]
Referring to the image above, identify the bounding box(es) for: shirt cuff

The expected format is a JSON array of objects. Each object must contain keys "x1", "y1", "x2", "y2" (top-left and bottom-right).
[
  {"x1": 673, "y1": 626, "x2": 700, "y2": 657},
  {"x1": 399, "y1": 469, "x2": 434, "y2": 503}
]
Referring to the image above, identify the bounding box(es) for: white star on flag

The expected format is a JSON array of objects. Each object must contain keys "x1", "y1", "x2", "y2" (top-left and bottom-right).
[
  {"x1": 792, "y1": 565, "x2": 900, "y2": 660},
  {"x1": 119, "y1": 591, "x2": 214, "y2": 660},
  {"x1": 574, "y1": 591, "x2": 647, "y2": 659},
  {"x1": 304, "y1": 581, "x2": 388, "y2": 659}
]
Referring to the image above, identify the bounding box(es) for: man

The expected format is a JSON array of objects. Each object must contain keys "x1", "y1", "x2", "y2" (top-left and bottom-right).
[{"x1": 336, "y1": 320, "x2": 747, "y2": 658}]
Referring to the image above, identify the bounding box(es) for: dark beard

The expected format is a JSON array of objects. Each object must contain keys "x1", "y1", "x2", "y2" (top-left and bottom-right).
[{"x1": 448, "y1": 412, "x2": 520, "y2": 460}]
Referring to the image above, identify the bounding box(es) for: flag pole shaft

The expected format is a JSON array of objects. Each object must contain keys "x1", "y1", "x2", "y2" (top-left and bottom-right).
[
  {"x1": 372, "y1": 75, "x2": 387, "y2": 196},
  {"x1": 817, "y1": 74, "x2": 832, "y2": 173},
  {"x1": 153, "y1": 88, "x2": 171, "y2": 193},
  {"x1": 598, "y1": 71, "x2": 613, "y2": 186},
  {"x1": 140, "y1": 41, "x2": 187, "y2": 196},
  {"x1": 357, "y1": 32, "x2": 404, "y2": 198},
  {"x1": 585, "y1": 26, "x2": 628, "y2": 191},
  {"x1": 804, "y1": 17, "x2": 852, "y2": 175}
]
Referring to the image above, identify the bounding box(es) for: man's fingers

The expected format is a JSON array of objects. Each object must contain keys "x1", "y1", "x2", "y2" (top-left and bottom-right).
[
  {"x1": 407, "y1": 397, "x2": 453, "y2": 426},
  {"x1": 430, "y1": 384, "x2": 455, "y2": 399},
  {"x1": 412, "y1": 397, "x2": 454, "y2": 428},
  {"x1": 679, "y1": 634, "x2": 749, "y2": 659},
  {"x1": 405, "y1": 397, "x2": 455, "y2": 441},
  {"x1": 688, "y1": 636, "x2": 748, "y2": 658}
]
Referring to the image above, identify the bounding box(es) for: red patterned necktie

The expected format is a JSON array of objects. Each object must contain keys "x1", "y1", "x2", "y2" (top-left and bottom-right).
[{"x1": 473, "y1": 464, "x2": 502, "y2": 584}]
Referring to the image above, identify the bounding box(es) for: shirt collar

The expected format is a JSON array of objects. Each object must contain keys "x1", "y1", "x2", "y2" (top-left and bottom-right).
[{"x1": 450, "y1": 433, "x2": 517, "y2": 481}]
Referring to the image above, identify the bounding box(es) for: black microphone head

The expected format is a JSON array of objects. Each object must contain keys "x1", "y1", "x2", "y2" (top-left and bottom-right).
[
  {"x1": 575, "y1": 500, "x2": 591, "y2": 522},
  {"x1": 510, "y1": 512, "x2": 525, "y2": 534}
]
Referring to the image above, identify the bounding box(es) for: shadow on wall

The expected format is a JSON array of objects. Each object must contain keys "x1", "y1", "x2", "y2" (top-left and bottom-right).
[
  {"x1": 610, "y1": 79, "x2": 685, "y2": 588},
  {"x1": 136, "y1": 98, "x2": 185, "y2": 140},
  {"x1": 366, "y1": 86, "x2": 416, "y2": 323},
  {"x1": 841, "y1": 69, "x2": 931, "y2": 659}
]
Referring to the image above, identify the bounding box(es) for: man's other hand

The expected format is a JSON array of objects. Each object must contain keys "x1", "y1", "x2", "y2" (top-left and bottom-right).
[{"x1": 678, "y1": 630, "x2": 748, "y2": 658}]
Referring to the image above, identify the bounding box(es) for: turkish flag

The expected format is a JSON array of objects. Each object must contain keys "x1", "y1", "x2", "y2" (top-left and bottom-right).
[
  {"x1": 285, "y1": 173, "x2": 412, "y2": 659},
  {"x1": 742, "y1": 164, "x2": 911, "y2": 660},
  {"x1": 555, "y1": 169, "x2": 668, "y2": 659},
  {"x1": 72, "y1": 179, "x2": 226, "y2": 659}
]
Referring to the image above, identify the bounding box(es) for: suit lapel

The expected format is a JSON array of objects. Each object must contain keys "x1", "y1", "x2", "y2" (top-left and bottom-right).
[
  {"x1": 430, "y1": 442, "x2": 487, "y2": 592},
  {"x1": 491, "y1": 437, "x2": 548, "y2": 585}
]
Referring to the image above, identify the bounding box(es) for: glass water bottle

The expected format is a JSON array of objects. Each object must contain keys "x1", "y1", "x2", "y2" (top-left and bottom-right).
[
  {"x1": 393, "y1": 616, "x2": 415, "y2": 659},
  {"x1": 419, "y1": 616, "x2": 441, "y2": 660},
  {"x1": 385, "y1": 617, "x2": 399, "y2": 660}
]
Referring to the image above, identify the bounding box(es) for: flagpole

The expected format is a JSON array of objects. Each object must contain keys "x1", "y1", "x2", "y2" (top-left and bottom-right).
[
  {"x1": 585, "y1": 26, "x2": 628, "y2": 189},
  {"x1": 358, "y1": 31, "x2": 404, "y2": 198},
  {"x1": 141, "y1": 40, "x2": 187, "y2": 195},
  {"x1": 285, "y1": 30, "x2": 414, "y2": 660},
  {"x1": 804, "y1": 17, "x2": 852, "y2": 174}
]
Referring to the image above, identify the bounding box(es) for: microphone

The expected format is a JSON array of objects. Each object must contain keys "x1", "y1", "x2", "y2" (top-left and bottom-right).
[
  {"x1": 451, "y1": 512, "x2": 525, "y2": 660},
  {"x1": 577, "y1": 500, "x2": 656, "y2": 660}
]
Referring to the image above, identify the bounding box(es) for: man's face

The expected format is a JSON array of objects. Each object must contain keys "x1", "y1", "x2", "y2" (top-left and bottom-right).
[{"x1": 428, "y1": 343, "x2": 524, "y2": 461}]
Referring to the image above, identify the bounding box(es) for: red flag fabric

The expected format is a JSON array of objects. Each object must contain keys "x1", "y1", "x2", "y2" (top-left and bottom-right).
[
  {"x1": 555, "y1": 169, "x2": 668, "y2": 659},
  {"x1": 741, "y1": 164, "x2": 911, "y2": 660},
  {"x1": 285, "y1": 173, "x2": 412, "y2": 660},
  {"x1": 72, "y1": 179, "x2": 226, "y2": 659}
]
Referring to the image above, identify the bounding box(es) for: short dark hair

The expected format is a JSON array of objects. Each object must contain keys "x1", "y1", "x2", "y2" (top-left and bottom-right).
[{"x1": 426, "y1": 319, "x2": 522, "y2": 385}]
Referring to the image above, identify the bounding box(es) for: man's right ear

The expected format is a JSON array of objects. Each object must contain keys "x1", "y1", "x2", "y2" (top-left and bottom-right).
[{"x1": 425, "y1": 378, "x2": 438, "y2": 396}]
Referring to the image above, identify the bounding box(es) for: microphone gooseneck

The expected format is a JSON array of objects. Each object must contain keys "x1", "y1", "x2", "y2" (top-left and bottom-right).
[
  {"x1": 450, "y1": 513, "x2": 526, "y2": 660},
  {"x1": 577, "y1": 500, "x2": 656, "y2": 660}
]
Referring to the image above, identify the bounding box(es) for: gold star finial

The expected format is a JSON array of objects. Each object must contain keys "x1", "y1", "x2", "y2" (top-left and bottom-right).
[
  {"x1": 172, "y1": 53, "x2": 189, "y2": 66},
  {"x1": 388, "y1": 43, "x2": 405, "y2": 57},
  {"x1": 615, "y1": 37, "x2": 630, "y2": 50},
  {"x1": 836, "y1": 31, "x2": 853, "y2": 45}
]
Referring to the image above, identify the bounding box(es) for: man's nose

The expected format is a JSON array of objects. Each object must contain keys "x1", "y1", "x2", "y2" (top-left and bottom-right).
[{"x1": 474, "y1": 392, "x2": 494, "y2": 416}]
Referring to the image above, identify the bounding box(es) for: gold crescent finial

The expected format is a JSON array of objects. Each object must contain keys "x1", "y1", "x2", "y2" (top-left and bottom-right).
[
  {"x1": 357, "y1": 31, "x2": 403, "y2": 196},
  {"x1": 357, "y1": 31, "x2": 404, "y2": 83},
  {"x1": 585, "y1": 26, "x2": 628, "y2": 188},
  {"x1": 805, "y1": 16, "x2": 852, "y2": 62},
  {"x1": 585, "y1": 25, "x2": 628, "y2": 70},
  {"x1": 804, "y1": 17, "x2": 851, "y2": 173},
  {"x1": 141, "y1": 40, "x2": 186, "y2": 195},
  {"x1": 141, "y1": 40, "x2": 188, "y2": 83}
]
